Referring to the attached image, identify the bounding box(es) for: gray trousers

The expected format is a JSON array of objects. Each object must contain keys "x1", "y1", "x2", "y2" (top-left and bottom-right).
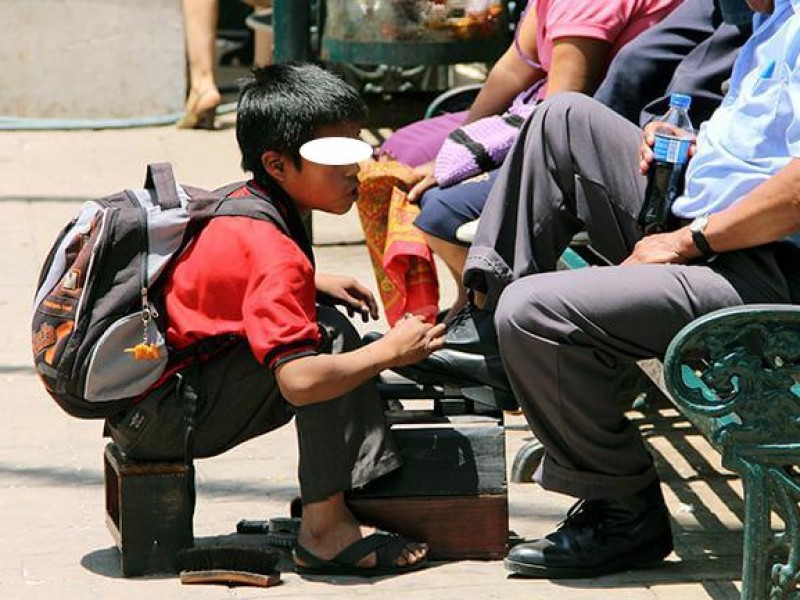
[
  {"x1": 465, "y1": 93, "x2": 800, "y2": 500},
  {"x1": 106, "y1": 305, "x2": 400, "y2": 504}
]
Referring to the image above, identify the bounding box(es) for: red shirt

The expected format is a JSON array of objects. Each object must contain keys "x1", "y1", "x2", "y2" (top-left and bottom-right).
[{"x1": 164, "y1": 215, "x2": 320, "y2": 369}]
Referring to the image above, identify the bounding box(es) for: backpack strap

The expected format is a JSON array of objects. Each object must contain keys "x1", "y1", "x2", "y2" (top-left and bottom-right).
[
  {"x1": 213, "y1": 182, "x2": 290, "y2": 236},
  {"x1": 217, "y1": 196, "x2": 289, "y2": 235},
  {"x1": 144, "y1": 162, "x2": 181, "y2": 210},
  {"x1": 213, "y1": 181, "x2": 248, "y2": 201},
  {"x1": 246, "y1": 181, "x2": 315, "y2": 267},
  {"x1": 213, "y1": 181, "x2": 315, "y2": 267}
]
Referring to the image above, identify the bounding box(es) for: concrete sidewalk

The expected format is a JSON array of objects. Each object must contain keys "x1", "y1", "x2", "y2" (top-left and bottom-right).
[{"x1": 0, "y1": 115, "x2": 743, "y2": 599}]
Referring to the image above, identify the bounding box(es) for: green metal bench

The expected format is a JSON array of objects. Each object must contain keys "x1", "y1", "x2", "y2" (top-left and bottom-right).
[{"x1": 663, "y1": 304, "x2": 800, "y2": 600}]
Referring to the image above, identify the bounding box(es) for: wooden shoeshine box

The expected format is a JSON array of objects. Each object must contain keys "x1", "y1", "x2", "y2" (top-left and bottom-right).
[{"x1": 347, "y1": 414, "x2": 508, "y2": 560}]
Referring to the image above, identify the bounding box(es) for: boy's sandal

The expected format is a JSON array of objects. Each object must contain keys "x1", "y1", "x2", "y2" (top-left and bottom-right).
[{"x1": 293, "y1": 531, "x2": 428, "y2": 577}]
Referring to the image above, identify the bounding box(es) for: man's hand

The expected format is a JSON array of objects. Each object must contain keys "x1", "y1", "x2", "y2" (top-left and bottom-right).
[
  {"x1": 407, "y1": 161, "x2": 438, "y2": 203},
  {"x1": 639, "y1": 120, "x2": 696, "y2": 175},
  {"x1": 315, "y1": 274, "x2": 379, "y2": 322},
  {"x1": 622, "y1": 226, "x2": 700, "y2": 265},
  {"x1": 380, "y1": 313, "x2": 446, "y2": 367}
]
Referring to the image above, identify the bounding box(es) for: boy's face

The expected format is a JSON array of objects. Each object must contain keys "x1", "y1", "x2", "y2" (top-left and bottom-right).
[{"x1": 265, "y1": 121, "x2": 364, "y2": 215}]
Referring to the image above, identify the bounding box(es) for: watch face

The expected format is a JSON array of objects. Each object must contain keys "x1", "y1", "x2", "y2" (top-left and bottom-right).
[{"x1": 691, "y1": 216, "x2": 708, "y2": 232}]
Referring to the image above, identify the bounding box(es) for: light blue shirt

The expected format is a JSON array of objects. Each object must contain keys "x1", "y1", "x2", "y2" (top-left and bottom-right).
[{"x1": 672, "y1": 0, "x2": 800, "y2": 219}]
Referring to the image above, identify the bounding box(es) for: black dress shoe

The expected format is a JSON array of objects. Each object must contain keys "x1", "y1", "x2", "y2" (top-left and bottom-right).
[
  {"x1": 391, "y1": 302, "x2": 509, "y2": 390},
  {"x1": 391, "y1": 348, "x2": 511, "y2": 393},
  {"x1": 442, "y1": 302, "x2": 499, "y2": 355},
  {"x1": 363, "y1": 303, "x2": 508, "y2": 390},
  {"x1": 505, "y1": 479, "x2": 673, "y2": 578}
]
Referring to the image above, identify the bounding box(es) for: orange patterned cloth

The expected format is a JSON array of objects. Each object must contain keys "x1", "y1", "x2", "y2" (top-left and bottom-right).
[{"x1": 357, "y1": 159, "x2": 439, "y2": 325}]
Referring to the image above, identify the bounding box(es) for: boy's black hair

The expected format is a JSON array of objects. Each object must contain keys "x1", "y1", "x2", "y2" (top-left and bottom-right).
[{"x1": 236, "y1": 63, "x2": 367, "y2": 184}]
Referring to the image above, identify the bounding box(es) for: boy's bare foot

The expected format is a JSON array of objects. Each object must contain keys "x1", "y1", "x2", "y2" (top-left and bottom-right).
[{"x1": 293, "y1": 493, "x2": 428, "y2": 571}]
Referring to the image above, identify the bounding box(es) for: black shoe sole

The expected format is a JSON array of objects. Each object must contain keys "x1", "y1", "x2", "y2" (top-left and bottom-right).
[{"x1": 504, "y1": 537, "x2": 674, "y2": 579}]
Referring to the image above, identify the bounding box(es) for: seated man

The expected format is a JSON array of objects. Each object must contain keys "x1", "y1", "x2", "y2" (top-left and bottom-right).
[
  {"x1": 413, "y1": 0, "x2": 798, "y2": 578},
  {"x1": 106, "y1": 63, "x2": 446, "y2": 577}
]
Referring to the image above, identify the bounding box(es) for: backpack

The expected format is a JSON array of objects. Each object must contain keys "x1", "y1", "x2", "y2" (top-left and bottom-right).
[{"x1": 31, "y1": 162, "x2": 300, "y2": 419}]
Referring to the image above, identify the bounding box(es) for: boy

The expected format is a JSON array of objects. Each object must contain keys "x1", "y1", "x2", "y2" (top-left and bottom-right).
[{"x1": 106, "y1": 63, "x2": 446, "y2": 576}]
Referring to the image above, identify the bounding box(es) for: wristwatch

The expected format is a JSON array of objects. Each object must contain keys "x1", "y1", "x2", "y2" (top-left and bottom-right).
[{"x1": 689, "y1": 215, "x2": 715, "y2": 259}]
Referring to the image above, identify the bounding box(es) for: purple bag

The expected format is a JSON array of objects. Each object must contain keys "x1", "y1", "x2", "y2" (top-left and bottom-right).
[{"x1": 434, "y1": 80, "x2": 544, "y2": 188}]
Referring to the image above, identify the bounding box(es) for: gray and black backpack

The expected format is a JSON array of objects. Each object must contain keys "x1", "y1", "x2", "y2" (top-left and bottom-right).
[{"x1": 31, "y1": 163, "x2": 299, "y2": 419}]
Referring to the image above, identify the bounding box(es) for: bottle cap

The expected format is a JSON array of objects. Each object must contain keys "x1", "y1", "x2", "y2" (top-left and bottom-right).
[{"x1": 669, "y1": 93, "x2": 692, "y2": 110}]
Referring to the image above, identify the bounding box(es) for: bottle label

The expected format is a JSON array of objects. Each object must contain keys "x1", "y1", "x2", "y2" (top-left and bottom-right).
[{"x1": 652, "y1": 133, "x2": 692, "y2": 165}]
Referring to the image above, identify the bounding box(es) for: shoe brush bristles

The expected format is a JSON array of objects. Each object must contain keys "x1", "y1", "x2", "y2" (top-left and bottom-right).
[{"x1": 176, "y1": 547, "x2": 281, "y2": 588}]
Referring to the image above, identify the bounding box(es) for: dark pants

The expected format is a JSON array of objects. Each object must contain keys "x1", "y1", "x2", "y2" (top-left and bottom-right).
[
  {"x1": 466, "y1": 93, "x2": 800, "y2": 499},
  {"x1": 416, "y1": 170, "x2": 500, "y2": 244},
  {"x1": 106, "y1": 305, "x2": 400, "y2": 504},
  {"x1": 593, "y1": 0, "x2": 751, "y2": 126}
]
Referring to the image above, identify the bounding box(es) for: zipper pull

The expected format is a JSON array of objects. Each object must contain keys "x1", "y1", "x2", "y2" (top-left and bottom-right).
[
  {"x1": 140, "y1": 286, "x2": 158, "y2": 319},
  {"x1": 125, "y1": 286, "x2": 161, "y2": 361}
]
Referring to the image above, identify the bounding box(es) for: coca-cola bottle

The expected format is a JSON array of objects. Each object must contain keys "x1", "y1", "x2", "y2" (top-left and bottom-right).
[{"x1": 637, "y1": 93, "x2": 695, "y2": 235}]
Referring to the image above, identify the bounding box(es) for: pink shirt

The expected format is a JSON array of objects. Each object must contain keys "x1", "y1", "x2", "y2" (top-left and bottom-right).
[{"x1": 525, "y1": 0, "x2": 682, "y2": 98}]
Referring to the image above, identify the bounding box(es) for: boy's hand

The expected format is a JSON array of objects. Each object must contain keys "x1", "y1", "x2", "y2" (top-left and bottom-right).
[
  {"x1": 381, "y1": 313, "x2": 447, "y2": 367},
  {"x1": 407, "y1": 161, "x2": 438, "y2": 203},
  {"x1": 316, "y1": 274, "x2": 379, "y2": 322},
  {"x1": 639, "y1": 120, "x2": 696, "y2": 175}
]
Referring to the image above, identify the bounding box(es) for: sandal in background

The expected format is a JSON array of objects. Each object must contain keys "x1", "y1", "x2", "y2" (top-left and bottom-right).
[{"x1": 176, "y1": 86, "x2": 221, "y2": 130}]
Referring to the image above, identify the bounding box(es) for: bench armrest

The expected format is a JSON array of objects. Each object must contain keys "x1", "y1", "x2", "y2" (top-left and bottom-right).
[{"x1": 663, "y1": 304, "x2": 800, "y2": 453}]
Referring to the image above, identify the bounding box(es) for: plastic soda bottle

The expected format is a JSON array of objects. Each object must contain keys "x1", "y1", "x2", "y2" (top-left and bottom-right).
[{"x1": 637, "y1": 93, "x2": 695, "y2": 234}]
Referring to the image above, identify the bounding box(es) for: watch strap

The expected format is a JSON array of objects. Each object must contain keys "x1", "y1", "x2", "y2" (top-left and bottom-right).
[{"x1": 691, "y1": 219, "x2": 715, "y2": 259}]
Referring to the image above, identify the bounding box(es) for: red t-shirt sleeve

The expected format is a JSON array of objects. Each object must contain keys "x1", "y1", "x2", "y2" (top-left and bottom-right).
[{"x1": 165, "y1": 216, "x2": 320, "y2": 369}]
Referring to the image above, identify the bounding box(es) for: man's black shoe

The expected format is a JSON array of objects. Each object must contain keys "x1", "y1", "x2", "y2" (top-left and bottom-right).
[
  {"x1": 391, "y1": 348, "x2": 511, "y2": 393},
  {"x1": 390, "y1": 302, "x2": 508, "y2": 390},
  {"x1": 504, "y1": 479, "x2": 674, "y2": 578},
  {"x1": 442, "y1": 303, "x2": 499, "y2": 355},
  {"x1": 364, "y1": 303, "x2": 508, "y2": 392}
]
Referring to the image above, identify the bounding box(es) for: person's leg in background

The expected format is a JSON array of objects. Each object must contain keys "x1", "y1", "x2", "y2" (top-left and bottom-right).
[
  {"x1": 178, "y1": 0, "x2": 223, "y2": 129},
  {"x1": 244, "y1": 0, "x2": 274, "y2": 67}
]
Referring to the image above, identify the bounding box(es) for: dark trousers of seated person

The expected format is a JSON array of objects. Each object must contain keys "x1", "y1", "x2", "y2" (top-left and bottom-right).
[
  {"x1": 465, "y1": 93, "x2": 800, "y2": 500},
  {"x1": 106, "y1": 305, "x2": 400, "y2": 504}
]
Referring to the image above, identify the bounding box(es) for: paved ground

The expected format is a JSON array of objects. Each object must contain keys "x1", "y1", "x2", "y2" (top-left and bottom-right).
[{"x1": 0, "y1": 109, "x2": 746, "y2": 599}]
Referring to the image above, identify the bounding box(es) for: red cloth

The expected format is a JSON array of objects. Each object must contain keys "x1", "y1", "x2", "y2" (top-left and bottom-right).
[
  {"x1": 357, "y1": 160, "x2": 439, "y2": 325},
  {"x1": 164, "y1": 215, "x2": 320, "y2": 369}
]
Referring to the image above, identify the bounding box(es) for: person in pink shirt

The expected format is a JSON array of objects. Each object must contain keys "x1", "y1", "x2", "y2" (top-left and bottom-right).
[{"x1": 376, "y1": 0, "x2": 681, "y2": 321}]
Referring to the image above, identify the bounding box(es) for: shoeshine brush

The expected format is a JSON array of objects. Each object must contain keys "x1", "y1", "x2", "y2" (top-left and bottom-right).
[{"x1": 176, "y1": 547, "x2": 281, "y2": 587}]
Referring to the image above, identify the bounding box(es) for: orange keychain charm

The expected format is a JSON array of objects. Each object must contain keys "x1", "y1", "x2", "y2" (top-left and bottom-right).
[{"x1": 124, "y1": 343, "x2": 161, "y2": 361}]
